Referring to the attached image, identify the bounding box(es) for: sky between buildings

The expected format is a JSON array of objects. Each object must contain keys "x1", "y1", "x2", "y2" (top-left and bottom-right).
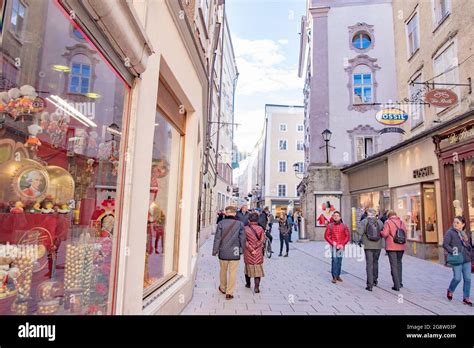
[{"x1": 227, "y1": 0, "x2": 306, "y2": 171}]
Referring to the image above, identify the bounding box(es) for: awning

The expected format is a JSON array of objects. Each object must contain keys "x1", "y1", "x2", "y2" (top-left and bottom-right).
[{"x1": 60, "y1": 0, "x2": 154, "y2": 84}]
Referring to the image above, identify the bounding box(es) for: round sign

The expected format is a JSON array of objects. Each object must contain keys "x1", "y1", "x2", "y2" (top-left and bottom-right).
[
  {"x1": 424, "y1": 89, "x2": 458, "y2": 107},
  {"x1": 375, "y1": 108, "x2": 409, "y2": 126}
]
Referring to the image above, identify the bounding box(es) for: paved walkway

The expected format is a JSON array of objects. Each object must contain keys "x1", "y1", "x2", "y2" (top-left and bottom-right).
[{"x1": 181, "y1": 225, "x2": 474, "y2": 315}]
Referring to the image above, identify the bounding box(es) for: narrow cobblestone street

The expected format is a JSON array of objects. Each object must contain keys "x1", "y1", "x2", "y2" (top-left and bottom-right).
[{"x1": 182, "y1": 226, "x2": 474, "y2": 315}]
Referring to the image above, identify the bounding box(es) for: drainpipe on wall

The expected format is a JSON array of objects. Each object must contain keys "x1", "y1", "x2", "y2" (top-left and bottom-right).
[
  {"x1": 213, "y1": 5, "x2": 226, "y2": 188},
  {"x1": 203, "y1": 16, "x2": 222, "y2": 176}
]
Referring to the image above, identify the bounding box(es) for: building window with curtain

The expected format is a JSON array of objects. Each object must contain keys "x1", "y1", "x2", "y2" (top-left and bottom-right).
[
  {"x1": 353, "y1": 71, "x2": 373, "y2": 104},
  {"x1": 406, "y1": 14, "x2": 420, "y2": 57},
  {"x1": 355, "y1": 136, "x2": 374, "y2": 161},
  {"x1": 410, "y1": 74, "x2": 424, "y2": 129}
]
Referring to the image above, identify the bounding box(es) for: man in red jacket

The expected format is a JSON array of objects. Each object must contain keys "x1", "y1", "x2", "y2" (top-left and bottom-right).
[{"x1": 324, "y1": 211, "x2": 350, "y2": 284}]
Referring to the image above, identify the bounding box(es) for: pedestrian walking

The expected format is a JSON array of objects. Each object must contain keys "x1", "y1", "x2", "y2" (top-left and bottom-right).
[
  {"x1": 287, "y1": 211, "x2": 294, "y2": 242},
  {"x1": 278, "y1": 212, "x2": 291, "y2": 257},
  {"x1": 212, "y1": 206, "x2": 246, "y2": 300},
  {"x1": 244, "y1": 212, "x2": 266, "y2": 293},
  {"x1": 381, "y1": 210, "x2": 407, "y2": 291},
  {"x1": 324, "y1": 211, "x2": 350, "y2": 283},
  {"x1": 216, "y1": 210, "x2": 225, "y2": 224},
  {"x1": 443, "y1": 216, "x2": 472, "y2": 306},
  {"x1": 268, "y1": 212, "x2": 274, "y2": 231},
  {"x1": 236, "y1": 204, "x2": 250, "y2": 226},
  {"x1": 357, "y1": 208, "x2": 384, "y2": 291},
  {"x1": 380, "y1": 209, "x2": 389, "y2": 225},
  {"x1": 259, "y1": 206, "x2": 273, "y2": 243},
  {"x1": 360, "y1": 208, "x2": 368, "y2": 222}
]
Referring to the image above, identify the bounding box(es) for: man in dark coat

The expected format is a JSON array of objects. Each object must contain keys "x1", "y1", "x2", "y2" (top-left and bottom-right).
[
  {"x1": 236, "y1": 204, "x2": 250, "y2": 226},
  {"x1": 212, "y1": 206, "x2": 246, "y2": 300}
]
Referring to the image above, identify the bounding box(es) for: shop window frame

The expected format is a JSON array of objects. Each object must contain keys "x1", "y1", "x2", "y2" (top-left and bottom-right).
[
  {"x1": 420, "y1": 182, "x2": 439, "y2": 244},
  {"x1": 143, "y1": 79, "x2": 186, "y2": 299}
]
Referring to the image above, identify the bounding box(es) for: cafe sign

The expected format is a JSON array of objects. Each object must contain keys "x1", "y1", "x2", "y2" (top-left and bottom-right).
[
  {"x1": 375, "y1": 108, "x2": 409, "y2": 126},
  {"x1": 425, "y1": 89, "x2": 458, "y2": 108}
]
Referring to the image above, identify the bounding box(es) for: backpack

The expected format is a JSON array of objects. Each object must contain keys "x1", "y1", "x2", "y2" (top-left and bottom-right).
[
  {"x1": 365, "y1": 218, "x2": 381, "y2": 241},
  {"x1": 390, "y1": 220, "x2": 406, "y2": 244}
]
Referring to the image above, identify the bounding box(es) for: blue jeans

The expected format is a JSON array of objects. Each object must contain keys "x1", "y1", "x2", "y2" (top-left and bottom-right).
[
  {"x1": 331, "y1": 247, "x2": 343, "y2": 278},
  {"x1": 448, "y1": 261, "x2": 471, "y2": 299}
]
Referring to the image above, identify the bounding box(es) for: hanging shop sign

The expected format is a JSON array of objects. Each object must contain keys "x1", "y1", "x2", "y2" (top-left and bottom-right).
[
  {"x1": 375, "y1": 108, "x2": 409, "y2": 126},
  {"x1": 379, "y1": 127, "x2": 406, "y2": 135},
  {"x1": 413, "y1": 166, "x2": 434, "y2": 179},
  {"x1": 424, "y1": 89, "x2": 458, "y2": 108}
]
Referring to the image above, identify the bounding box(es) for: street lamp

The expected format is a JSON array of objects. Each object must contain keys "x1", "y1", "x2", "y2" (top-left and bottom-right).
[
  {"x1": 293, "y1": 162, "x2": 304, "y2": 179},
  {"x1": 320, "y1": 129, "x2": 335, "y2": 164}
]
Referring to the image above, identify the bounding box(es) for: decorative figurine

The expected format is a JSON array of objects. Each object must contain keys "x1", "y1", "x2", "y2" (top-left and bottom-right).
[
  {"x1": 85, "y1": 158, "x2": 95, "y2": 174},
  {"x1": 30, "y1": 201, "x2": 42, "y2": 213},
  {"x1": 41, "y1": 201, "x2": 54, "y2": 214},
  {"x1": 58, "y1": 204, "x2": 71, "y2": 214},
  {"x1": 25, "y1": 124, "x2": 43, "y2": 155},
  {"x1": 10, "y1": 201, "x2": 24, "y2": 214}
]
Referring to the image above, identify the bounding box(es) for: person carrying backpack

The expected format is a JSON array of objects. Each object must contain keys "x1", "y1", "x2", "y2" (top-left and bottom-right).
[
  {"x1": 357, "y1": 208, "x2": 384, "y2": 291},
  {"x1": 381, "y1": 210, "x2": 407, "y2": 291}
]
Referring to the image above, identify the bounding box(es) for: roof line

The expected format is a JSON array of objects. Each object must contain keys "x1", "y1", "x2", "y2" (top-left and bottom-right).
[{"x1": 265, "y1": 104, "x2": 305, "y2": 108}]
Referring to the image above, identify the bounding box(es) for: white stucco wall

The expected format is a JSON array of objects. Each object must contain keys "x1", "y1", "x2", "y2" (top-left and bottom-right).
[{"x1": 326, "y1": 2, "x2": 400, "y2": 167}]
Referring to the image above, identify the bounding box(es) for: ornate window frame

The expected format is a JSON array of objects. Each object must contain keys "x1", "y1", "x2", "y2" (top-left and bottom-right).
[
  {"x1": 347, "y1": 125, "x2": 380, "y2": 162},
  {"x1": 345, "y1": 55, "x2": 380, "y2": 112},
  {"x1": 349, "y1": 22, "x2": 374, "y2": 53}
]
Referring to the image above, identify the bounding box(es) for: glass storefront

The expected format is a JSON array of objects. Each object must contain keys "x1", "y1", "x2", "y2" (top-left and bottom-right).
[
  {"x1": 0, "y1": 0, "x2": 129, "y2": 314},
  {"x1": 143, "y1": 109, "x2": 182, "y2": 296},
  {"x1": 393, "y1": 185, "x2": 422, "y2": 241},
  {"x1": 391, "y1": 183, "x2": 438, "y2": 243},
  {"x1": 422, "y1": 184, "x2": 438, "y2": 243}
]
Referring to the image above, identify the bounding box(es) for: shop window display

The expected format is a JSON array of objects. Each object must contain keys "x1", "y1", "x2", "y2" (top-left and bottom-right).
[
  {"x1": 422, "y1": 184, "x2": 438, "y2": 243},
  {"x1": 452, "y1": 162, "x2": 464, "y2": 216},
  {"x1": 0, "y1": 1, "x2": 129, "y2": 315},
  {"x1": 143, "y1": 110, "x2": 182, "y2": 295},
  {"x1": 393, "y1": 185, "x2": 422, "y2": 241}
]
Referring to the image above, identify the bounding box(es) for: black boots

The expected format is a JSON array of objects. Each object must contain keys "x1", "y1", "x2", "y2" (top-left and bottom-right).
[{"x1": 245, "y1": 275, "x2": 251, "y2": 288}]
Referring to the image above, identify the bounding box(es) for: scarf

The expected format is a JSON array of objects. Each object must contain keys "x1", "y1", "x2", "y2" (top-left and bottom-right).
[{"x1": 456, "y1": 229, "x2": 469, "y2": 248}]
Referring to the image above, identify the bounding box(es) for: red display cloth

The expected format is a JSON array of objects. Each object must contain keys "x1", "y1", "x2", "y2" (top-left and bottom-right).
[{"x1": 0, "y1": 213, "x2": 70, "y2": 249}]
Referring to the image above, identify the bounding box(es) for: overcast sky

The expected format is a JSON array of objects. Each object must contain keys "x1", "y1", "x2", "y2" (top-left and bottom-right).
[{"x1": 227, "y1": 0, "x2": 306, "y2": 163}]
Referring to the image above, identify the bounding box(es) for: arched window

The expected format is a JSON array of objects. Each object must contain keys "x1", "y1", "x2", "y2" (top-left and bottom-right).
[
  {"x1": 352, "y1": 65, "x2": 373, "y2": 104},
  {"x1": 345, "y1": 55, "x2": 380, "y2": 112},
  {"x1": 69, "y1": 54, "x2": 91, "y2": 94}
]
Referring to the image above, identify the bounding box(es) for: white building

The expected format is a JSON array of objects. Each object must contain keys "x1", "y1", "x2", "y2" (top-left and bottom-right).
[
  {"x1": 263, "y1": 104, "x2": 305, "y2": 216},
  {"x1": 297, "y1": 0, "x2": 399, "y2": 239}
]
